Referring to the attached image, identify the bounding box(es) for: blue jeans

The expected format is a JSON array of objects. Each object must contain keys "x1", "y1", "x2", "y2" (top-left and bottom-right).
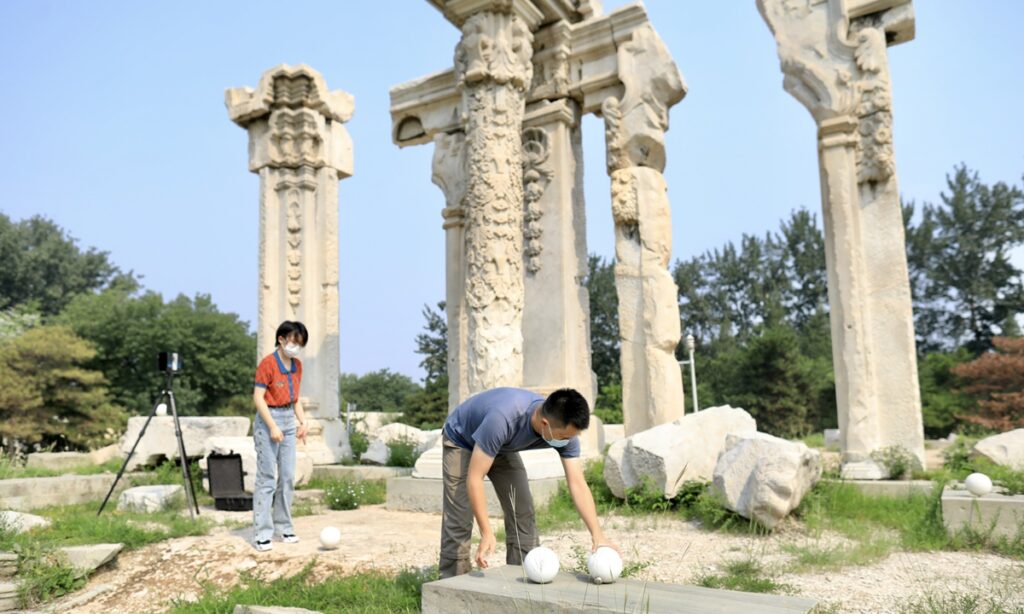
[{"x1": 253, "y1": 408, "x2": 296, "y2": 542}]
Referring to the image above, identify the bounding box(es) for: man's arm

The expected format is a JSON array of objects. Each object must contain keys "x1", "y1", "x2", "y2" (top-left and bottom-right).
[
  {"x1": 562, "y1": 457, "x2": 617, "y2": 552},
  {"x1": 467, "y1": 446, "x2": 497, "y2": 568}
]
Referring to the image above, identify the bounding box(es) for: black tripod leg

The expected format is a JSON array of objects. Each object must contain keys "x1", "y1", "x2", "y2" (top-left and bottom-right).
[
  {"x1": 167, "y1": 391, "x2": 200, "y2": 518},
  {"x1": 98, "y1": 395, "x2": 163, "y2": 516}
]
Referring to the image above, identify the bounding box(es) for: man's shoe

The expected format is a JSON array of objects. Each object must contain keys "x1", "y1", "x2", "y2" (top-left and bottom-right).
[
  {"x1": 281, "y1": 534, "x2": 299, "y2": 544},
  {"x1": 254, "y1": 540, "x2": 273, "y2": 552}
]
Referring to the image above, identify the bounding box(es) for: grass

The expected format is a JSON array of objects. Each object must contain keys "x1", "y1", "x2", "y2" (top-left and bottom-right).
[
  {"x1": 310, "y1": 477, "x2": 386, "y2": 511},
  {"x1": 0, "y1": 456, "x2": 124, "y2": 479},
  {"x1": 896, "y1": 592, "x2": 1024, "y2": 614},
  {"x1": 694, "y1": 558, "x2": 791, "y2": 594},
  {"x1": 168, "y1": 561, "x2": 438, "y2": 614},
  {"x1": 0, "y1": 500, "x2": 212, "y2": 609}
]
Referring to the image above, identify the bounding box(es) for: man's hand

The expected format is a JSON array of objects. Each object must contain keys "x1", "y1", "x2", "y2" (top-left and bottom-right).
[
  {"x1": 270, "y1": 425, "x2": 285, "y2": 443},
  {"x1": 475, "y1": 531, "x2": 497, "y2": 568},
  {"x1": 297, "y1": 422, "x2": 308, "y2": 444},
  {"x1": 592, "y1": 535, "x2": 621, "y2": 555}
]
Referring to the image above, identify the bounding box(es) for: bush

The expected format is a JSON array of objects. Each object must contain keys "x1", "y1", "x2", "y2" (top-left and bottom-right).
[
  {"x1": 387, "y1": 435, "x2": 420, "y2": 468},
  {"x1": 870, "y1": 445, "x2": 921, "y2": 480},
  {"x1": 347, "y1": 427, "x2": 369, "y2": 459},
  {"x1": 324, "y1": 477, "x2": 367, "y2": 511}
]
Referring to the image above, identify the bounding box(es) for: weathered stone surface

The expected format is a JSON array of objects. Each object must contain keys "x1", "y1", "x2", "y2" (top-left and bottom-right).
[
  {"x1": 0, "y1": 581, "x2": 17, "y2": 613},
  {"x1": 372, "y1": 423, "x2": 431, "y2": 450},
  {"x1": 233, "y1": 605, "x2": 323, "y2": 614},
  {"x1": 0, "y1": 510, "x2": 51, "y2": 533},
  {"x1": 344, "y1": 411, "x2": 404, "y2": 435},
  {"x1": 0, "y1": 552, "x2": 16, "y2": 578},
  {"x1": 604, "y1": 406, "x2": 757, "y2": 499},
  {"x1": 25, "y1": 451, "x2": 91, "y2": 472},
  {"x1": 59, "y1": 543, "x2": 123, "y2": 578},
  {"x1": 120, "y1": 416, "x2": 250, "y2": 470},
  {"x1": 360, "y1": 439, "x2": 390, "y2": 466},
  {"x1": 0, "y1": 474, "x2": 142, "y2": 512},
  {"x1": 603, "y1": 424, "x2": 625, "y2": 448},
  {"x1": 227, "y1": 64, "x2": 355, "y2": 466},
  {"x1": 824, "y1": 429, "x2": 840, "y2": 449},
  {"x1": 973, "y1": 429, "x2": 1024, "y2": 471},
  {"x1": 758, "y1": 0, "x2": 924, "y2": 477},
  {"x1": 199, "y1": 436, "x2": 312, "y2": 492},
  {"x1": 89, "y1": 443, "x2": 122, "y2": 466},
  {"x1": 942, "y1": 486, "x2": 1024, "y2": 539},
  {"x1": 311, "y1": 465, "x2": 412, "y2": 482},
  {"x1": 712, "y1": 432, "x2": 822, "y2": 529},
  {"x1": 117, "y1": 485, "x2": 183, "y2": 513},
  {"x1": 412, "y1": 446, "x2": 564, "y2": 481},
  {"x1": 387, "y1": 476, "x2": 563, "y2": 517}
]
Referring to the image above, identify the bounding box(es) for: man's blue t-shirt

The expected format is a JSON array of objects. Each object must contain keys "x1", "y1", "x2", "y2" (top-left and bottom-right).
[{"x1": 443, "y1": 387, "x2": 581, "y2": 459}]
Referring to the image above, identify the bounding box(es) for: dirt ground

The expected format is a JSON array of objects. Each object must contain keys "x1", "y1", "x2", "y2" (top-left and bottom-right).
[{"x1": 32, "y1": 502, "x2": 1024, "y2": 614}]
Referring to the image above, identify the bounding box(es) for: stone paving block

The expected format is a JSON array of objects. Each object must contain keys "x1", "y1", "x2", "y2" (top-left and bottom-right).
[
  {"x1": 942, "y1": 487, "x2": 1024, "y2": 539},
  {"x1": 421, "y1": 565, "x2": 817, "y2": 613},
  {"x1": 385, "y1": 477, "x2": 562, "y2": 517}
]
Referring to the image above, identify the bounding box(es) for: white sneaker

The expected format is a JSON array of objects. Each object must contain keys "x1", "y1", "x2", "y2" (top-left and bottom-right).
[
  {"x1": 254, "y1": 540, "x2": 273, "y2": 552},
  {"x1": 280, "y1": 533, "x2": 299, "y2": 544}
]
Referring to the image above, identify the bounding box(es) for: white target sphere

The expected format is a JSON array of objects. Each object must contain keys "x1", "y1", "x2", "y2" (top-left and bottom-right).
[
  {"x1": 587, "y1": 547, "x2": 623, "y2": 584},
  {"x1": 319, "y1": 526, "x2": 341, "y2": 549},
  {"x1": 523, "y1": 546, "x2": 560, "y2": 584},
  {"x1": 964, "y1": 472, "x2": 993, "y2": 497}
]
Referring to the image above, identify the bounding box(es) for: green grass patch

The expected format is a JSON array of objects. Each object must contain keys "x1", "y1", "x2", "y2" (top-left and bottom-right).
[
  {"x1": 0, "y1": 456, "x2": 125, "y2": 479},
  {"x1": 782, "y1": 537, "x2": 895, "y2": 572},
  {"x1": 318, "y1": 477, "x2": 386, "y2": 511},
  {"x1": 694, "y1": 558, "x2": 790, "y2": 594},
  {"x1": 800, "y1": 433, "x2": 825, "y2": 448},
  {"x1": 896, "y1": 591, "x2": 1024, "y2": 614},
  {"x1": 168, "y1": 561, "x2": 437, "y2": 614}
]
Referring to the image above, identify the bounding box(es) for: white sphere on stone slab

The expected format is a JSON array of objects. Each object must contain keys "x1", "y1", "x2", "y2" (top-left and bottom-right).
[
  {"x1": 155, "y1": 403, "x2": 167, "y2": 416},
  {"x1": 523, "y1": 546, "x2": 559, "y2": 584},
  {"x1": 319, "y1": 526, "x2": 341, "y2": 549},
  {"x1": 964, "y1": 472, "x2": 993, "y2": 497},
  {"x1": 587, "y1": 547, "x2": 623, "y2": 584}
]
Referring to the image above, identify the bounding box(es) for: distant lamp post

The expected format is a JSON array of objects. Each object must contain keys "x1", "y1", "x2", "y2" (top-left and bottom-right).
[{"x1": 678, "y1": 334, "x2": 699, "y2": 412}]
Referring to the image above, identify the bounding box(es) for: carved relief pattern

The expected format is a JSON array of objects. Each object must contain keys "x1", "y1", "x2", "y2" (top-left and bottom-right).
[
  {"x1": 269, "y1": 109, "x2": 324, "y2": 168},
  {"x1": 456, "y1": 11, "x2": 533, "y2": 391},
  {"x1": 522, "y1": 127, "x2": 552, "y2": 274},
  {"x1": 851, "y1": 26, "x2": 895, "y2": 183}
]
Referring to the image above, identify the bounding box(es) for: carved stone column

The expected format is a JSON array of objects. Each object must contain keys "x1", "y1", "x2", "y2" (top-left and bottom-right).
[
  {"x1": 455, "y1": 11, "x2": 534, "y2": 393},
  {"x1": 759, "y1": 0, "x2": 924, "y2": 477},
  {"x1": 431, "y1": 132, "x2": 471, "y2": 411},
  {"x1": 602, "y1": 25, "x2": 687, "y2": 436},
  {"x1": 226, "y1": 64, "x2": 353, "y2": 464}
]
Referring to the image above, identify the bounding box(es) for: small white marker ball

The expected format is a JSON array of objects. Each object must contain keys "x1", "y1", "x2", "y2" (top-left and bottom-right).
[
  {"x1": 587, "y1": 546, "x2": 623, "y2": 584},
  {"x1": 964, "y1": 472, "x2": 993, "y2": 497},
  {"x1": 319, "y1": 526, "x2": 341, "y2": 549},
  {"x1": 523, "y1": 546, "x2": 559, "y2": 584}
]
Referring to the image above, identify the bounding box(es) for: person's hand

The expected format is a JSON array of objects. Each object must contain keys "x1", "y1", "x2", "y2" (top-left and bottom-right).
[
  {"x1": 475, "y1": 531, "x2": 497, "y2": 568},
  {"x1": 270, "y1": 425, "x2": 285, "y2": 443},
  {"x1": 592, "y1": 535, "x2": 621, "y2": 555},
  {"x1": 297, "y1": 422, "x2": 308, "y2": 444}
]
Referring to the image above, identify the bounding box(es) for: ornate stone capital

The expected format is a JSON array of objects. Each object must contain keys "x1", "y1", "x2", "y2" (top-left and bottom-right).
[
  {"x1": 431, "y1": 132, "x2": 468, "y2": 214},
  {"x1": 455, "y1": 11, "x2": 534, "y2": 91},
  {"x1": 225, "y1": 63, "x2": 354, "y2": 125},
  {"x1": 602, "y1": 24, "x2": 685, "y2": 173},
  {"x1": 758, "y1": 0, "x2": 911, "y2": 183}
]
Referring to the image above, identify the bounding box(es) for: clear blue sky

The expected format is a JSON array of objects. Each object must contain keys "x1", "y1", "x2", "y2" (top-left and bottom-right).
[{"x1": 1, "y1": 1, "x2": 1021, "y2": 380}]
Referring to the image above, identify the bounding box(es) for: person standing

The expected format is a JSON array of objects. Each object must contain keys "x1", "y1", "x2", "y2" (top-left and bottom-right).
[{"x1": 251, "y1": 321, "x2": 309, "y2": 552}]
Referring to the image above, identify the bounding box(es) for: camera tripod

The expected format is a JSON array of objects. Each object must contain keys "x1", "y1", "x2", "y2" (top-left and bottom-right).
[{"x1": 98, "y1": 370, "x2": 201, "y2": 518}]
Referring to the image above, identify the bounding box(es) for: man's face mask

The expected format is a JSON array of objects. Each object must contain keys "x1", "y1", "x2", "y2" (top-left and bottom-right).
[{"x1": 543, "y1": 421, "x2": 570, "y2": 448}]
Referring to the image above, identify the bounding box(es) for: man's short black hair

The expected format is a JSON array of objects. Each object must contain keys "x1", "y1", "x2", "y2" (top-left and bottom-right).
[
  {"x1": 541, "y1": 388, "x2": 589, "y2": 430},
  {"x1": 275, "y1": 321, "x2": 308, "y2": 347}
]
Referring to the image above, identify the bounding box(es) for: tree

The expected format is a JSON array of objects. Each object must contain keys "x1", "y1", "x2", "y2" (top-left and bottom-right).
[
  {"x1": 415, "y1": 302, "x2": 447, "y2": 383},
  {"x1": 0, "y1": 213, "x2": 137, "y2": 316},
  {"x1": 401, "y1": 375, "x2": 449, "y2": 429},
  {"x1": 339, "y1": 369, "x2": 420, "y2": 413},
  {"x1": 906, "y1": 166, "x2": 1024, "y2": 353},
  {"x1": 55, "y1": 289, "x2": 256, "y2": 415},
  {"x1": 0, "y1": 325, "x2": 127, "y2": 450},
  {"x1": 586, "y1": 255, "x2": 620, "y2": 388},
  {"x1": 953, "y1": 336, "x2": 1024, "y2": 431},
  {"x1": 917, "y1": 349, "x2": 973, "y2": 437}
]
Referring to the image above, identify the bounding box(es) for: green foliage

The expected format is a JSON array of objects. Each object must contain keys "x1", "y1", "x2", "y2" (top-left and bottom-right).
[
  {"x1": 386, "y1": 435, "x2": 420, "y2": 468},
  {"x1": 0, "y1": 324, "x2": 127, "y2": 450},
  {"x1": 592, "y1": 382, "x2": 622, "y2": 424},
  {"x1": 169, "y1": 561, "x2": 435, "y2": 614},
  {"x1": 897, "y1": 591, "x2": 1023, "y2": 614},
  {"x1": 0, "y1": 213, "x2": 137, "y2": 316},
  {"x1": 941, "y1": 441, "x2": 1024, "y2": 496},
  {"x1": 346, "y1": 427, "x2": 369, "y2": 458},
  {"x1": 339, "y1": 368, "x2": 419, "y2": 413},
  {"x1": 586, "y1": 255, "x2": 620, "y2": 392},
  {"x1": 0, "y1": 307, "x2": 41, "y2": 340},
  {"x1": 904, "y1": 166, "x2": 1024, "y2": 353},
  {"x1": 320, "y1": 477, "x2": 386, "y2": 511},
  {"x1": 918, "y1": 349, "x2": 974, "y2": 437},
  {"x1": 55, "y1": 290, "x2": 256, "y2": 416},
  {"x1": 0, "y1": 456, "x2": 122, "y2": 479},
  {"x1": 10, "y1": 539, "x2": 85, "y2": 609},
  {"x1": 401, "y1": 375, "x2": 448, "y2": 430},
  {"x1": 694, "y1": 558, "x2": 790, "y2": 594},
  {"x1": 870, "y1": 445, "x2": 921, "y2": 480},
  {"x1": 414, "y1": 302, "x2": 447, "y2": 383}
]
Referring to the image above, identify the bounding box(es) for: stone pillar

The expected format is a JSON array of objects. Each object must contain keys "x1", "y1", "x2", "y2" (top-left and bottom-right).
[
  {"x1": 431, "y1": 132, "x2": 471, "y2": 411},
  {"x1": 226, "y1": 64, "x2": 353, "y2": 464},
  {"x1": 602, "y1": 25, "x2": 687, "y2": 437},
  {"x1": 759, "y1": 0, "x2": 925, "y2": 476},
  {"x1": 454, "y1": 10, "x2": 534, "y2": 394}
]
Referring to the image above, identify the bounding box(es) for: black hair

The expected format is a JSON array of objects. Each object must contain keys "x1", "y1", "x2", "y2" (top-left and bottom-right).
[
  {"x1": 540, "y1": 388, "x2": 590, "y2": 430},
  {"x1": 275, "y1": 321, "x2": 308, "y2": 347}
]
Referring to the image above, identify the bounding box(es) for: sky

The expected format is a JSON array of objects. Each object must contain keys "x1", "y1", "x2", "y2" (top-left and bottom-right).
[{"x1": 1, "y1": 1, "x2": 1022, "y2": 381}]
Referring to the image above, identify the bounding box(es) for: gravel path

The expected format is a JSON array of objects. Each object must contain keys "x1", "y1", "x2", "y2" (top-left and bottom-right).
[{"x1": 33, "y1": 505, "x2": 1024, "y2": 614}]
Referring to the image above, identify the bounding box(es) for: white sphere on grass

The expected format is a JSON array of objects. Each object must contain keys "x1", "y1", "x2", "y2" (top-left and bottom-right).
[
  {"x1": 319, "y1": 526, "x2": 341, "y2": 549},
  {"x1": 587, "y1": 547, "x2": 623, "y2": 584},
  {"x1": 964, "y1": 472, "x2": 993, "y2": 497},
  {"x1": 523, "y1": 546, "x2": 559, "y2": 584}
]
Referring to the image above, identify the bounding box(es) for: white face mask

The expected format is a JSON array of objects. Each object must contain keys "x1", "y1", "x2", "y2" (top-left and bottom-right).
[{"x1": 283, "y1": 342, "x2": 301, "y2": 358}]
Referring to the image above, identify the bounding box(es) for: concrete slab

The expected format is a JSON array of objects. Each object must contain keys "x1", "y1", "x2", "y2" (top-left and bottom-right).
[
  {"x1": 0, "y1": 473, "x2": 145, "y2": 512},
  {"x1": 942, "y1": 487, "x2": 1024, "y2": 539},
  {"x1": 233, "y1": 606, "x2": 322, "y2": 614},
  {"x1": 386, "y1": 477, "x2": 563, "y2": 517},
  {"x1": 828, "y1": 479, "x2": 936, "y2": 498},
  {"x1": 312, "y1": 464, "x2": 412, "y2": 482},
  {"x1": 422, "y1": 565, "x2": 817, "y2": 613},
  {"x1": 25, "y1": 452, "x2": 92, "y2": 472}
]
